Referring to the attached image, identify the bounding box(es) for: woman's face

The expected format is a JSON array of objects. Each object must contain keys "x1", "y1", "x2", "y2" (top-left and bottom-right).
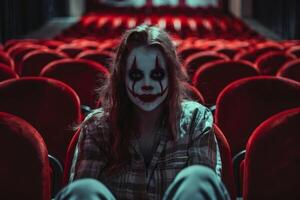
[{"x1": 125, "y1": 45, "x2": 169, "y2": 111}]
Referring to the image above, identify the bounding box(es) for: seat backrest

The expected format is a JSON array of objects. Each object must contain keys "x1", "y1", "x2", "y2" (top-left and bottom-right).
[
  {"x1": 184, "y1": 51, "x2": 229, "y2": 80},
  {"x1": 0, "y1": 50, "x2": 14, "y2": 69},
  {"x1": 183, "y1": 82, "x2": 205, "y2": 104},
  {"x1": 193, "y1": 60, "x2": 259, "y2": 106},
  {"x1": 8, "y1": 44, "x2": 48, "y2": 74},
  {"x1": 234, "y1": 45, "x2": 283, "y2": 63},
  {"x1": 215, "y1": 76, "x2": 300, "y2": 155},
  {"x1": 0, "y1": 77, "x2": 81, "y2": 163},
  {"x1": 76, "y1": 50, "x2": 113, "y2": 69},
  {"x1": 244, "y1": 107, "x2": 300, "y2": 200},
  {"x1": 41, "y1": 59, "x2": 109, "y2": 109},
  {"x1": 0, "y1": 63, "x2": 19, "y2": 82},
  {"x1": 20, "y1": 49, "x2": 67, "y2": 76},
  {"x1": 57, "y1": 44, "x2": 85, "y2": 58},
  {"x1": 286, "y1": 46, "x2": 300, "y2": 58},
  {"x1": 277, "y1": 59, "x2": 300, "y2": 82},
  {"x1": 0, "y1": 112, "x2": 51, "y2": 200},
  {"x1": 213, "y1": 124, "x2": 236, "y2": 200},
  {"x1": 255, "y1": 52, "x2": 296, "y2": 75}
]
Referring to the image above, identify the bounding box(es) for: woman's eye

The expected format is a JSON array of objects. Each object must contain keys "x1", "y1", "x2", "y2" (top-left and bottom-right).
[
  {"x1": 129, "y1": 69, "x2": 143, "y2": 81},
  {"x1": 151, "y1": 69, "x2": 165, "y2": 81}
]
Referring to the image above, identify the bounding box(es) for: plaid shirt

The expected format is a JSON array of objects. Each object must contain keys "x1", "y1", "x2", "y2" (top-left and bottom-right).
[{"x1": 70, "y1": 101, "x2": 221, "y2": 200}]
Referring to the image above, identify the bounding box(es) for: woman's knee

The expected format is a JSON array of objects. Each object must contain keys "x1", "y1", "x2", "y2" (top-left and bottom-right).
[{"x1": 55, "y1": 179, "x2": 116, "y2": 200}]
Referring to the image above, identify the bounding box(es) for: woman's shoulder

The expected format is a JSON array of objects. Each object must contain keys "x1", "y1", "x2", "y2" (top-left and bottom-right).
[{"x1": 178, "y1": 100, "x2": 213, "y2": 138}]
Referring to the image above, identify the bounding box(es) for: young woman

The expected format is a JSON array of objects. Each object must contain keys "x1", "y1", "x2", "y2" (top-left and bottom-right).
[{"x1": 56, "y1": 25, "x2": 229, "y2": 200}]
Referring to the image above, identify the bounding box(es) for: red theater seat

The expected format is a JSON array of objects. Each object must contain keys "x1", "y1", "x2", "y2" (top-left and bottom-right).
[
  {"x1": 255, "y1": 52, "x2": 296, "y2": 75},
  {"x1": 0, "y1": 77, "x2": 81, "y2": 163},
  {"x1": 234, "y1": 45, "x2": 283, "y2": 63},
  {"x1": 40, "y1": 59, "x2": 109, "y2": 109},
  {"x1": 0, "y1": 63, "x2": 19, "y2": 82},
  {"x1": 193, "y1": 60, "x2": 259, "y2": 106},
  {"x1": 20, "y1": 49, "x2": 67, "y2": 76},
  {"x1": 277, "y1": 59, "x2": 300, "y2": 82},
  {"x1": 0, "y1": 51, "x2": 14, "y2": 69},
  {"x1": 8, "y1": 44, "x2": 48, "y2": 74},
  {"x1": 215, "y1": 76, "x2": 300, "y2": 155},
  {"x1": 57, "y1": 44, "x2": 85, "y2": 58},
  {"x1": 177, "y1": 46, "x2": 204, "y2": 61},
  {"x1": 0, "y1": 112, "x2": 51, "y2": 200},
  {"x1": 213, "y1": 124, "x2": 236, "y2": 200},
  {"x1": 76, "y1": 50, "x2": 113, "y2": 69},
  {"x1": 286, "y1": 46, "x2": 300, "y2": 58},
  {"x1": 243, "y1": 107, "x2": 300, "y2": 200},
  {"x1": 183, "y1": 82, "x2": 205, "y2": 104},
  {"x1": 184, "y1": 51, "x2": 229, "y2": 79}
]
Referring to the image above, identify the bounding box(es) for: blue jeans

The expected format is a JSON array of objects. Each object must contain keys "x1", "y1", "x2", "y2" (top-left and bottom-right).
[{"x1": 55, "y1": 165, "x2": 230, "y2": 200}]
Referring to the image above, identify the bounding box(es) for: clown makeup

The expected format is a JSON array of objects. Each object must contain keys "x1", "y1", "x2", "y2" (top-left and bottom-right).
[{"x1": 125, "y1": 45, "x2": 169, "y2": 111}]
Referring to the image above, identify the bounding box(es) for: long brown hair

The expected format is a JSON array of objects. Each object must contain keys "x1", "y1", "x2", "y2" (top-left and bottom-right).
[{"x1": 99, "y1": 25, "x2": 188, "y2": 173}]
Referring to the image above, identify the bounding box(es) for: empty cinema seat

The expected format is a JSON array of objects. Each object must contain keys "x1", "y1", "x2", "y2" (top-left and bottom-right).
[
  {"x1": 40, "y1": 59, "x2": 109, "y2": 109},
  {"x1": 57, "y1": 44, "x2": 86, "y2": 58},
  {"x1": 183, "y1": 82, "x2": 205, "y2": 104},
  {"x1": 0, "y1": 77, "x2": 81, "y2": 163},
  {"x1": 177, "y1": 46, "x2": 204, "y2": 61},
  {"x1": 184, "y1": 51, "x2": 229, "y2": 80},
  {"x1": 76, "y1": 50, "x2": 113, "y2": 69},
  {"x1": 0, "y1": 63, "x2": 19, "y2": 82},
  {"x1": 20, "y1": 49, "x2": 67, "y2": 76},
  {"x1": 286, "y1": 46, "x2": 300, "y2": 58},
  {"x1": 277, "y1": 59, "x2": 300, "y2": 82},
  {"x1": 255, "y1": 51, "x2": 296, "y2": 75},
  {"x1": 8, "y1": 44, "x2": 48, "y2": 74},
  {"x1": 0, "y1": 50, "x2": 14, "y2": 69},
  {"x1": 243, "y1": 107, "x2": 300, "y2": 200},
  {"x1": 215, "y1": 76, "x2": 300, "y2": 155},
  {"x1": 0, "y1": 112, "x2": 51, "y2": 200},
  {"x1": 192, "y1": 60, "x2": 260, "y2": 106},
  {"x1": 234, "y1": 44, "x2": 284, "y2": 63}
]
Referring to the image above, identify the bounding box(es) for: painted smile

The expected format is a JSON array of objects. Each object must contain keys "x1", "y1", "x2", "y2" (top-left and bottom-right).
[{"x1": 127, "y1": 87, "x2": 168, "y2": 103}]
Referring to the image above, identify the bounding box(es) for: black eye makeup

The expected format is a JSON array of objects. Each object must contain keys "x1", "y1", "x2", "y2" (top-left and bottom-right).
[
  {"x1": 129, "y1": 68, "x2": 144, "y2": 81},
  {"x1": 151, "y1": 68, "x2": 165, "y2": 81}
]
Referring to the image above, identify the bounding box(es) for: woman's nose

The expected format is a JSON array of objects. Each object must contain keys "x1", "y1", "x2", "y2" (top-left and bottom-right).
[{"x1": 142, "y1": 85, "x2": 154, "y2": 91}]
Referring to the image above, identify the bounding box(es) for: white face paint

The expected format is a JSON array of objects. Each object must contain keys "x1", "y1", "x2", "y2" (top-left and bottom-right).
[{"x1": 125, "y1": 45, "x2": 169, "y2": 111}]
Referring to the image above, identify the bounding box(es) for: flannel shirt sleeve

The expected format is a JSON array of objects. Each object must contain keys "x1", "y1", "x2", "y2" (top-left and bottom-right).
[
  {"x1": 187, "y1": 107, "x2": 222, "y2": 178},
  {"x1": 69, "y1": 113, "x2": 108, "y2": 182}
]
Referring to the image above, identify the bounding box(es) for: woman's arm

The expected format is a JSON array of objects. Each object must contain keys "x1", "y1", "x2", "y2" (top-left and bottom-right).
[
  {"x1": 69, "y1": 113, "x2": 108, "y2": 182},
  {"x1": 187, "y1": 107, "x2": 222, "y2": 178}
]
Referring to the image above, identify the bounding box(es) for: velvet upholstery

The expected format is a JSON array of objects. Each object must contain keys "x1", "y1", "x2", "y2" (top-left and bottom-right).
[
  {"x1": 8, "y1": 44, "x2": 48, "y2": 74},
  {"x1": 192, "y1": 60, "x2": 259, "y2": 105},
  {"x1": 277, "y1": 59, "x2": 300, "y2": 83},
  {"x1": 184, "y1": 51, "x2": 229, "y2": 80},
  {"x1": 255, "y1": 52, "x2": 296, "y2": 75},
  {"x1": 40, "y1": 59, "x2": 109, "y2": 109},
  {"x1": 76, "y1": 50, "x2": 114, "y2": 69},
  {"x1": 0, "y1": 77, "x2": 81, "y2": 163},
  {"x1": 287, "y1": 46, "x2": 300, "y2": 58},
  {"x1": 0, "y1": 63, "x2": 19, "y2": 82},
  {"x1": 57, "y1": 44, "x2": 85, "y2": 58},
  {"x1": 63, "y1": 128, "x2": 80, "y2": 185},
  {"x1": 234, "y1": 45, "x2": 283, "y2": 63},
  {"x1": 213, "y1": 124, "x2": 236, "y2": 200},
  {"x1": 0, "y1": 112, "x2": 51, "y2": 200},
  {"x1": 177, "y1": 46, "x2": 204, "y2": 61},
  {"x1": 183, "y1": 82, "x2": 205, "y2": 104},
  {"x1": 243, "y1": 107, "x2": 300, "y2": 200},
  {"x1": 20, "y1": 49, "x2": 67, "y2": 76},
  {"x1": 215, "y1": 76, "x2": 300, "y2": 155},
  {"x1": 0, "y1": 50, "x2": 14, "y2": 69}
]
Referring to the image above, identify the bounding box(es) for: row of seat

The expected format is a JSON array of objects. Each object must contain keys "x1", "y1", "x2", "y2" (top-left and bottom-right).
[{"x1": 2, "y1": 102, "x2": 300, "y2": 199}]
